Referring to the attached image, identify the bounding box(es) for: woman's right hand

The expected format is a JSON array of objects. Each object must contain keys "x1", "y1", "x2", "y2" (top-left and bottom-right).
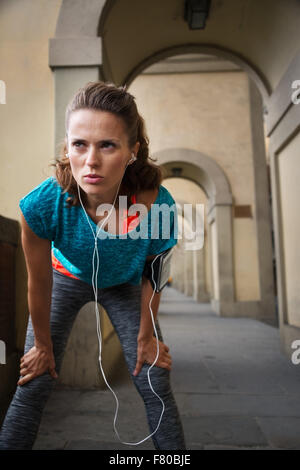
[{"x1": 18, "y1": 345, "x2": 58, "y2": 386}]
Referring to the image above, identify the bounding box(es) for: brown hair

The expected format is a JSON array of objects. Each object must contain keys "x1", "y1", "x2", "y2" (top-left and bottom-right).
[{"x1": 49, "y1": 81, "x2": 163, "y2": 208}]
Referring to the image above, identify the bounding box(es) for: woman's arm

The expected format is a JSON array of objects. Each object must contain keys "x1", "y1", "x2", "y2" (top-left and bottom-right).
[
  {"x1": 133, "y1": 254, "x2": 172, "y2": 376},
  {"x1": 18, "y1": 213, "x2": 57, "y2": 385},
  {"x1": 138, "y1": 257, "x2": 162, "y2": 342}
]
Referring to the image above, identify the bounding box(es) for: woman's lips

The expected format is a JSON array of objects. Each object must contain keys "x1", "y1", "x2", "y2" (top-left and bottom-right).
[{"x1": 84, "y1": 176, "x2": 104, "y2": 184}]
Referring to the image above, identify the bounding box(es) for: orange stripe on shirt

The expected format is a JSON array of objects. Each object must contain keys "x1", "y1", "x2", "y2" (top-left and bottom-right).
[
  {"x1": 122, "y1": 193, "x2": 140, "y2": 234},
  {"x1": 52, "y1": 252, "x2": 80, "y2": 279}
]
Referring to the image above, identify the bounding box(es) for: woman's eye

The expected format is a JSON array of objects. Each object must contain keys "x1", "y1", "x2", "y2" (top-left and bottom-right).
[
  {"x1": 73, "y1": 141, "x2": 84, "y2": 148},
  {"x1": 71, "y1": 141, "x2": 115, "y2": 150},
  {"x1": 101, "y1": 141, "x2": 115, "y2": 149}
]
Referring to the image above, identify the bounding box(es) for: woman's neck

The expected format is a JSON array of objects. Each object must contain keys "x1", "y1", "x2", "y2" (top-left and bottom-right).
[{"x1": 82, "y1": 185, "x2": 131, "y2": 213}]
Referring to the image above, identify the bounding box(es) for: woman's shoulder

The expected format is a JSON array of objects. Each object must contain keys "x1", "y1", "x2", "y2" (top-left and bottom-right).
[
  {"x1": 38, "y1": 176, "x2": 61, "y2": 194},
  {"x1": 19, "y1": 177, "x2": 63, "y2": 241},
  {"x1": 19, "y1": 177, "x2": 63, "y2": 215}
]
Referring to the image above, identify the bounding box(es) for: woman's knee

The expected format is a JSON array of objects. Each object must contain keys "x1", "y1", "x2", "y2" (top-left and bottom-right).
[
  {"x1": 14, "y1": 372, "x2": 56, "y2": 407},
  {"x1": 132, "y1": 364, "x2": 172, "y2": 399}
]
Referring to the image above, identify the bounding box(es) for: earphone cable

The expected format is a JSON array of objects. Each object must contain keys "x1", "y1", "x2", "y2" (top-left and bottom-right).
[{"x1": 76, "y1": 165, "x2": 165, "y2": 446}]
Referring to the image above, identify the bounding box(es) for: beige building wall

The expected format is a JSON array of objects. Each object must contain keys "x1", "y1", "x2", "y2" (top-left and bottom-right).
[
  {"x1": 0, "y1": 0, "x2": 62, "y2": 218},
  {"x1": 0, "y1": 0, "x2": 62, "y2": 353},
  {"x1": 129, "y1": 71, "x2": 261, "y2": 302},
  {"x1": 0, "y1": 0, "x2": 63, "y2": 410}
]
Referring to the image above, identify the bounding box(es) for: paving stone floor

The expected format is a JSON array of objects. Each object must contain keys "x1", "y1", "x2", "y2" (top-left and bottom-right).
[{"x1": 33, "y1": 287, "x2": 300, "y2": 450}]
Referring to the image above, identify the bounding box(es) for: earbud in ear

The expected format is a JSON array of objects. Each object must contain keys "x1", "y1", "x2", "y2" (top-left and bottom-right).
[
  {"x1": 65, "y1": 153, "x2": 70, "y2": 158},
  {"x1": 125, "y1": 153, "x2": 137, "y2": 167}
]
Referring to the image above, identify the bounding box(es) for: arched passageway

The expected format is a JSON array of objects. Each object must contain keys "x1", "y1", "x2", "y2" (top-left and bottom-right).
[
  {"x1": 48, "y1": 0, "x2": 300, "y2": 357},
  {"x1": 154, "y1": 148, "x2": 275, "y2": 322}
]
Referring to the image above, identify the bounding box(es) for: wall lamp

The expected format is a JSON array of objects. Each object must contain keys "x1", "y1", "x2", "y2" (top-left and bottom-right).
[
  {"x1": 184, "y1": 0, "x2": 211, "y2": 30},
  {"x1": 171, "y1": 167, "x2": 183, "y2": 177}
]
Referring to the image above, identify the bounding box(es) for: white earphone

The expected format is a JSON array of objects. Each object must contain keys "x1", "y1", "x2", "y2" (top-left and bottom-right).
[
  {"x1": 72, "y1": 152, "x2": 165, "y2": 447},
  {"x1": 128, "y1": 152, "x2": 137, "y2": 164}
]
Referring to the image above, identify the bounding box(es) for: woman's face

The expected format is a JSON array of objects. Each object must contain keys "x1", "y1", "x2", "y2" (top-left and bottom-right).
[{"x1": 66, "y1": 109, "x2": 139, "y2": 206}]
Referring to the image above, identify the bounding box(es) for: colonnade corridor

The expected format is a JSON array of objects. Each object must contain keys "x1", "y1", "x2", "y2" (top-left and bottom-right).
[{"x1": 33, "y1": 286, "x2": 300, "y2": 450}]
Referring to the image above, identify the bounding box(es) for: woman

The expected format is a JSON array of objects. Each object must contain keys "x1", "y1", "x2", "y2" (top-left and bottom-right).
[{"x1": 0, "y1": 81, "x2": 186, "y2": 450}]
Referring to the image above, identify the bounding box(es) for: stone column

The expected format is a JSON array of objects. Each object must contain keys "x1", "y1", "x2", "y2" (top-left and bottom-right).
[
  {"x1": 195, "y1": 246, "x2": 210, "y2": 302},
  {"x1": 185, "y1": 249, "x2": 194, "y2": 297},
  {"x1": 208, "y1": 204, "x2": 235, "y2": 315},
  {"x1": 49, "y1": 37, "x2": 103, "y2": 151}
]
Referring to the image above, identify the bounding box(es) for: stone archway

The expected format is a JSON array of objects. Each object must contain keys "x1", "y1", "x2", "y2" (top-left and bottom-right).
[
  {"x1": 155, "y1": 147, "x2": 275, "y2": 322},
  {"x1": 155, "y1": 148, "x2": 234, "y2": 317},
  {"x1": 123, "y1": 44, "x2": 270, "y2": 103},
  {"x1": 48, "y1": 1, "x2": 274, "y2": 321},
  {"x1": 49, "y1": 0, "x2": 271, "y2": 151}
]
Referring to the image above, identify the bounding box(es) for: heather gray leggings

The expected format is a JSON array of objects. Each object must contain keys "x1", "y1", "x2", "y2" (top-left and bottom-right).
[{"x1": 0, "y1": 268, "x2": 186, "y2": 450}]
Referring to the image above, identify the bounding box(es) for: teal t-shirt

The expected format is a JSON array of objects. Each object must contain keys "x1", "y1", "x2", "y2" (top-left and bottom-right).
[{"x1": 19, "y1": 177, "x2": 178, "y2": 288}]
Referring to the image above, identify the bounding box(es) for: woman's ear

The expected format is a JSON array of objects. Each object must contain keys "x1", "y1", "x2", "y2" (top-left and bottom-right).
[{"x1": 134, "y1": 141, "x2": 140, "y2": 155}]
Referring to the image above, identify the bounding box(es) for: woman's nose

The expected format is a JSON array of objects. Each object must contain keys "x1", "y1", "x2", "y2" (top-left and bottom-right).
[{"x1": 85, "y1": 146, "x2": 99, "y2": 164}]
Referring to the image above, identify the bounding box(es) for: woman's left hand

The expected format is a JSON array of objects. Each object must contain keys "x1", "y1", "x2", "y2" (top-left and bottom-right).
[{"x1": 133, "y1": 336, "x2": 172, "y2": 376}]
